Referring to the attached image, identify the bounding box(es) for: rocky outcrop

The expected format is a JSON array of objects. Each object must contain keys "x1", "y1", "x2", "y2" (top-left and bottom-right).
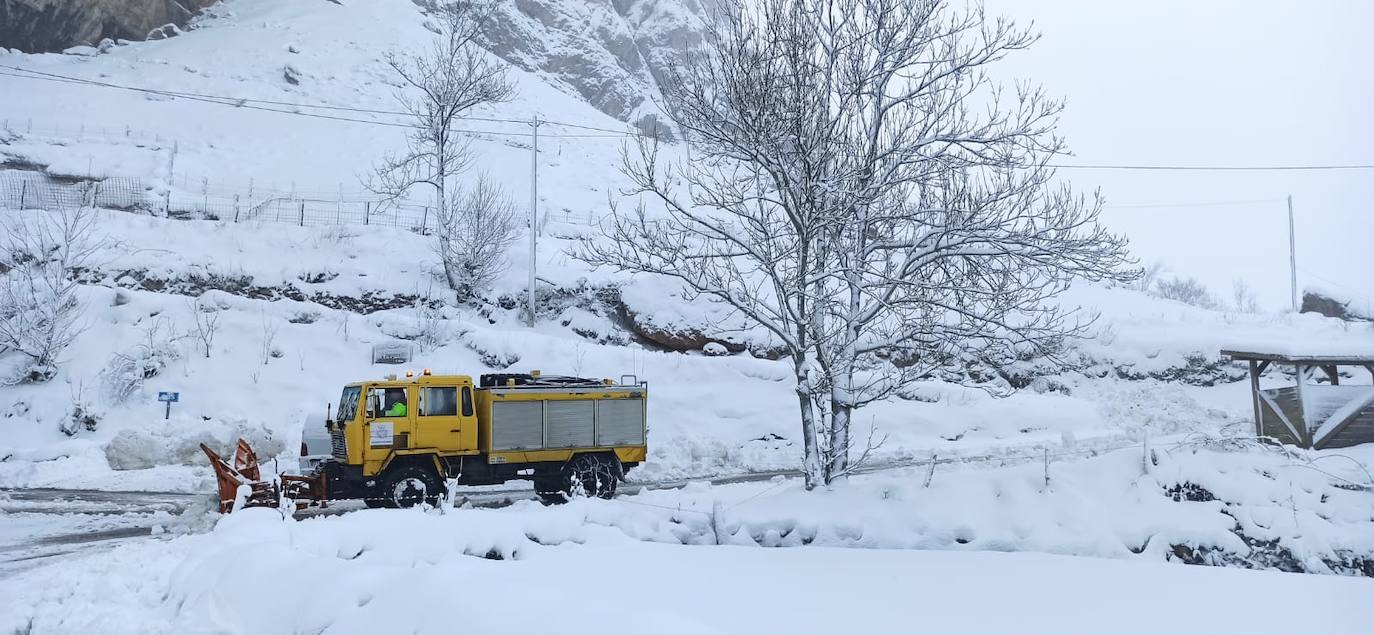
[
  {"x1": 477, "y1": 0, "x2": 708, "y2": 122},
  {"x1": 1302, "y1": 289, "x2": 1371, "y2": 322},
  {"x1": 0, "y1": 0, "x2": 218, "y2": 53}
]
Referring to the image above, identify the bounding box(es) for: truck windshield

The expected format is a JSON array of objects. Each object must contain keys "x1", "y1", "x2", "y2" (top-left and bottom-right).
[{"x1": 336, "y1": 386, "x2": 362, "y2": 423}]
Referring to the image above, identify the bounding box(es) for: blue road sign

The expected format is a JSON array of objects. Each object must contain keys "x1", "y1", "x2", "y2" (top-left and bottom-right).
[{"x1": 158, "y1": 392, "x2": 180, "y2": 403}]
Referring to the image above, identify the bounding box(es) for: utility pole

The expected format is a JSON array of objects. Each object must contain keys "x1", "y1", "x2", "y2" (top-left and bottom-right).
[
  {"x1": 527, "y1": 116, "x2": 541, "y2": 327},
  {"x1": 1287, "y1": 194, "x2": 1297, "y2": 312}
]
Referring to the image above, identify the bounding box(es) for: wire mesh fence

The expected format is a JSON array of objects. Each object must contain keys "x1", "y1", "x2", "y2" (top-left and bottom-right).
[
  {"x1": 0, "y1": 171, "x2": 148, "y2": 211},
  {"x1": 2, "y1": 120, "x2": 610, "y2": 234},
  {"x1": 1, "y1": 170, "x2": 439, "y2": 231}
]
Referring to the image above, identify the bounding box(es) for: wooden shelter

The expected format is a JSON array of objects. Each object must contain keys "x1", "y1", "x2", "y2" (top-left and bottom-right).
[{"x1": 1222, "y1": 349, "x2": 1374, "y2": 449}]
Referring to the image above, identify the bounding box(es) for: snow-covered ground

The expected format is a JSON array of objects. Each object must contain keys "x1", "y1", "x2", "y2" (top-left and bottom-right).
[
  {"x1": 2, "y1": 478, "x2": 1372, "y2": 635},
  {"x1": 1, "y1": 0, "x2": 1373, "y2": 631}
]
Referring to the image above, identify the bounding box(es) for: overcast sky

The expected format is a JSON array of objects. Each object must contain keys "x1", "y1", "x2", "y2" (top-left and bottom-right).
[{"x1": 982, "y1": 0, "x2": 1373, "y2": 310}]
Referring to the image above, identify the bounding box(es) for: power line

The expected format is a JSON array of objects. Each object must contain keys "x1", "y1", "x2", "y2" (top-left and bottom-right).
[
  {"x1": 6, "y1": 64, "x2": 1374, "y2": 167},
  {"x1": 1052, "y1": 163, "x2": 1374, "y2": 172},
  {"x1": 0, "y1": 65, "x2": 635, "y2": 139},
  {"x1": 1103, "y1": 197, "x2": 1286, "y2": 209}
]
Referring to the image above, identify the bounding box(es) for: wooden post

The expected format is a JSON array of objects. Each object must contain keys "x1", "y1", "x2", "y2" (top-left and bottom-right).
[
  {"x1": 364, "y1": 201, "x2": 370, "y2": 226},
  {"x1": 420, "y1": 206, "x2": 429, "y2": 233},
  {"x1": 233, "y1": 194, "x2": 240, "y2": 222},
  {"x1": 299, "y1": 201, "x2": 306, "y2": 226},
  {"x1": 1293, "y1": 363, "x2": 1309, "y2": 447},
  {"x1": 18, "y1": 181, "x2": 26, "y2": 208}
]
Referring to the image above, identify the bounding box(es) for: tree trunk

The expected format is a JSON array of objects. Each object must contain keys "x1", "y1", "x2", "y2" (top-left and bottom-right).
[
  {"x1": 828, "y1": 400, "x2": 851, "y2": 482},
  {"x1": 793, "y1": 354, "x2": 822, "y2": 490}
]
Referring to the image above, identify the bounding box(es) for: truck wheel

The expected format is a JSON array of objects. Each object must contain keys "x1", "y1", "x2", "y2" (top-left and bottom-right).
[
  {"x1": 564, "y1": 453, "x2": 621, "y2": 500},
  {"x1": 379, "y1": 464, "x2": 444, "y2": 508}
]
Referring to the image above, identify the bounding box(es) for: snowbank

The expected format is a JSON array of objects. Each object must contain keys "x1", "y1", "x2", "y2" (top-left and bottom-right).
[{"x1": 3, "y1": 444, "x2": 1372, "y2": 635}]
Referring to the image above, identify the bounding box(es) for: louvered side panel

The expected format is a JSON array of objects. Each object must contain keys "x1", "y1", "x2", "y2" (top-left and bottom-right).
[
  {"x1": 491, "y1": 401, "x2": 544, "y2": 450},
  {"x1": 545, "y1": 400, "x2": 595, "y2": 448},
  {"x1": 596, "y1": 399, "x2": 645, "y2": 446}
]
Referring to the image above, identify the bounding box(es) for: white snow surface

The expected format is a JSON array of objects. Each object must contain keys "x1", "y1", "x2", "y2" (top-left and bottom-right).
[{"x1": 3, "y1": 443, "x2": 1373, "y2": 635}]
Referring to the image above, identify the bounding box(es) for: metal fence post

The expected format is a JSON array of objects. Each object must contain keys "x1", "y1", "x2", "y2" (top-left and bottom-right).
[
  {"x1": 364, "y1": 201, "x2": 370, "y2": 225},
  {"x1": 18, "y1": 181, "x2": 26, "y2": 208},
  {"x1": 299, "y1": 201, "x2": 305, "y2": 226},
  {"x1": 164, "y1": 190, "x2": 171, "y2": 216},
  {"x1": 420, "y1": 206, "x2": 429, "y2": 233},
  {"x1": 233, "y1": 194, "x2": 241, "y2": 222}
]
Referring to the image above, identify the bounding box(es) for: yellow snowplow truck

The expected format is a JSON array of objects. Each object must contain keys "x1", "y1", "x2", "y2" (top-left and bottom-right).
[{"x1": 201, "y1": 371, "x2": 647, "y2": 512}]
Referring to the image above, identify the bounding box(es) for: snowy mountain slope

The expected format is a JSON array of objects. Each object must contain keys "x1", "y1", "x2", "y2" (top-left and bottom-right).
[{"x1": 479, "y1": 0, "x2": 707, "y2": 123}]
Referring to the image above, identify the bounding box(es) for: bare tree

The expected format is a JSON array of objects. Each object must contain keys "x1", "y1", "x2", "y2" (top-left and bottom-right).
[
  {"x1": 1231, "y1": 278, "x2": 1260, "y2": 313},
  {"x1": 369, "y1": 0, "x2": 513, "y2": 254},
  {"x1": 436, "y1": 175, "x2": 517, "y2": 300},
  {"x1": 0, "y1": 206, "x2": 103, "y2": 383},
  {"x1": 578, "y1": 0, "x2": 847, "y2": 487},
  {"x1": 1133, "y1": 260, "x2": 1166, "y2": 293},
  {"x1": 578, "y1": 0, "x2": 1136, "y2": 487},
  {"x1": 187, "y1": 297, "x2": 222, "y2": 358}
]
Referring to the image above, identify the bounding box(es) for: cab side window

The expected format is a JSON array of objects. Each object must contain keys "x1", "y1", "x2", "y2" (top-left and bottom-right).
[
  {"x1": 461, "y1": 386, "x2": 474, "y2": 417},
  {"x1": 420, "y1": 387, "x2": 458, "y2": 417}
]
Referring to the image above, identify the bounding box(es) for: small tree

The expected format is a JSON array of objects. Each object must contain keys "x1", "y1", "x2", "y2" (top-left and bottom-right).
[
  {"x1": 436, "y1": 175, "x2": 517, "y2": 300},
  {"x1": 1231, "y1": 278, "x2": 1260, "y2": 313},
  {"x1": 369, "y1": 0, "x2": 514, "y2": 296},
  {"x1": 0, "y1": 206, "x2": 102, "y2": 383},
  {"x1": 187, "y1": 297, "x2": 222, "y2": 358}
]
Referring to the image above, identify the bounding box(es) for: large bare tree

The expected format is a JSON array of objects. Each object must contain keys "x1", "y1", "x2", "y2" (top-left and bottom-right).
[
  {"x1": 370, "y1": 1, "x2": 515, "y2": 297},
  {"x1": 578, "y1": 0, "x2": 1135, "y2": 488}
]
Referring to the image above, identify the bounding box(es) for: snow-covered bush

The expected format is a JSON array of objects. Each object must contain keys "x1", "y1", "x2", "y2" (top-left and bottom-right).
[
  {"x1": 0, "y1": 206, "x2": 102, "y2": 383},
  {"x1": 101, "y1": 318, "x2": 182, "y2": 403},
  {"x1": 1155, "y1": 276, "x2": 1220, "y2": 310},
  {"x1": 58, "y1": 403, "x2": 101, "y2": 437},
  {"x1": 414, "y1": 302, "x2": 453, "y2": 352},
  {"x1": 435, "y1": 176, "x2": 518, "y2": 301}
]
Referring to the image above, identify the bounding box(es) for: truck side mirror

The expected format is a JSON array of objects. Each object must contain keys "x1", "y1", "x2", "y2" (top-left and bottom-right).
[{"x1": 366, "y1": 393, "x2": 380, "y2": 419}]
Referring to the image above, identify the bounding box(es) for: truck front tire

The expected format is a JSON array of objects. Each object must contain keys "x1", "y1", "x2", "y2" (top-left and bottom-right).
[{"x1": 378, "y1": 464, "x2": 444, "y2": 508}]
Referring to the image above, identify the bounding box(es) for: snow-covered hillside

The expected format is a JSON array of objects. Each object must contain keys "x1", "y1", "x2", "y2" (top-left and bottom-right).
[{"x1": 2, "y1": 1, "x2": 1373, "y2": 629}]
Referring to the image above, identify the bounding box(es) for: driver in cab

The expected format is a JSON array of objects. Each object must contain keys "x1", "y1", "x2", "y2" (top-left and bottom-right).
[{"x1": 382, "y1": 388, "x2": 408, "y2": 417}]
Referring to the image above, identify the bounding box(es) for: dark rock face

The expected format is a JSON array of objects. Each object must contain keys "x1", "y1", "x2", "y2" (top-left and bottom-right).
[
  {"x1": 1302, "y1": 289, "x2": 1370, "y2": 322},
  {"x1": 0, "y1": 0, "x2": 218, "y2": 53}
]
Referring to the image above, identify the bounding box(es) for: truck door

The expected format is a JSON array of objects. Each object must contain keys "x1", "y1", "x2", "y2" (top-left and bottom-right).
[
  {"x1": 415, "y1": 385, "x2": 477, "y2": 453},
  {"x1": 362, "y1": 385, "x2": 414, "y2": 476}
]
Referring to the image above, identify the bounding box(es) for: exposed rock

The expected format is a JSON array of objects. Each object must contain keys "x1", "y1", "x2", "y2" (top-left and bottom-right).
[
  {"x1": 473, "y1": 0, "x2": 708, "y2": 121},
  {"x1": 1302, "y1": 289, "x2": 1371, "y2": 322},
  {"x1": 0, "y1": 0, "x2": 219, "y2": 53},
  {"x1": 282, "y1": 63, "x2": 302, "y2": 86}
]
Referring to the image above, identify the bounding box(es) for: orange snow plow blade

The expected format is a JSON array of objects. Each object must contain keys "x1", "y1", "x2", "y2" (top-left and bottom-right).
[{"x1": 201, "y1": 439, "x2": 326, "y2": 513}]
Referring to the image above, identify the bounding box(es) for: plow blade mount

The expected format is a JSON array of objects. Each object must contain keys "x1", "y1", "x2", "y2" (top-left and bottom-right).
[{"x1": 201, "y1": 439, "x2": 326, "y2": 513}]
